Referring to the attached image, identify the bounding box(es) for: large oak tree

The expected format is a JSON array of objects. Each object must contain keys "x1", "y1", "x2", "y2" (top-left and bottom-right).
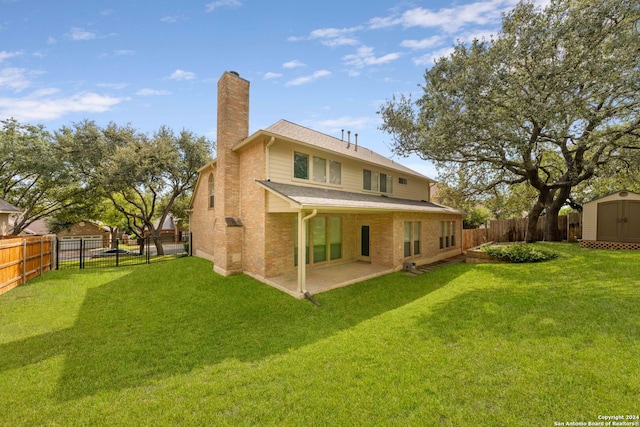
[
  {"x1": 379, "y1": 0, "x2": 640, "y2": 241},
  {"x1": 57, "y1": 121, "x2": 212, "y2": 254},
  {"x1": 0, "y1": 119, "x2": 95, "y2": 235}
]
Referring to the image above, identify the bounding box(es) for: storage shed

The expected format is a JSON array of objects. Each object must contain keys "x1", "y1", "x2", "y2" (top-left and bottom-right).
[{"x1": 581, "y1": 191, "x2": 640, "y2": 249}]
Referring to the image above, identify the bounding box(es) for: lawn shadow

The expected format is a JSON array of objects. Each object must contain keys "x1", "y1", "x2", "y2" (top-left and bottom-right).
[
  {"x1": 415, "y1": 255, "x2": 640, "y2": 346},
  {"x1": 0, "y1": 257, "x2": 469, "y2": 401}
]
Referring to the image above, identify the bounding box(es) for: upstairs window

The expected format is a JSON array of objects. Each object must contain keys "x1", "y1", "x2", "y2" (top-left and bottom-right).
[
  {"x1": 294, "y1": 152, "x2": 309, "y2": 180},
  {"x1": 363, "y1": 169, "x2": 392, "y2": 193},
  {"x1": 313, "y1": 156, "x2": 326, "y2": 182},
  {"x1": 380, "y1": 173, "x2": 393, "y2": 193},
  {"x1": 294, "y1": 152, "x2": 341, "y2": 185},
  {"x1": 329, "y1": 160, "x2": 342, "y2": 184},
  {"x1": 363, "y1": 169, "x2": 377, "y2": 191}
]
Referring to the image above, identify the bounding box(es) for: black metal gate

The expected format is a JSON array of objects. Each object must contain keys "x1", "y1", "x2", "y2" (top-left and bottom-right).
[{"x1": 56, "y1": 234, "x2": 190, "y2": 269}]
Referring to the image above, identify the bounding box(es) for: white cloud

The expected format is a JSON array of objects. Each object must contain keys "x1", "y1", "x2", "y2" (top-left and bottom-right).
[
  {"x1": 161, "y1": 14, "x2": 187, "y2": 23},
  {"x1": 0, "y1": 67, "x2": 32, "y2": 91},
  {"x1": 285, "y1": 70, "x2": 331, "y2": 87},
  {"x1": 167, "y1": 69, "x2": 196, "y2": 80},
  {"x1": 97, "y1": 82, "x2": 128, "y2": 90},
  {"x1": 307, "y1": 116, "x2": 373, "y2": 134},
  {"x1": 263, "y1": 72, "x2": 282, "y2": 80},
  {"x1": 412, "y1": 47, "x2": 455, "y2": 66},
  {"x1": 136, "y1": 88, "x2": 171, "y2": 96},
  {"x1": 370, "y1": 0, "x2": 519, "y2": 33},
  {"x1": 283, "y1": 60, "x2": 305, "y2": 69},
  {"x1": 400, "y1": 36, "x2": 443, "y2": 50},
  {"x1": 457, "y1": 29, "x2": 496, "y2": 43},
  {"x1": 68, "y1": 27, "x2": 97, "y2": 41},
  {"x1": 343, "y1": 46, "x2": 401, "y2": 68},
  {"x1": 0, "y1": 90, "x2": 127, "y2": 121},
  {"x1": 114, "y1": 50, "x2": 135, "y2": 56},
  {"x1": 290, "y1": 26, "x2": 361, "y2": 47},
  {"x1": 0, "y1": 51, "x2": 22, "y2": 63},
  {"x1": 47, "y1": 36, "x2": 57, "y2": 45},
  {"x1": 205, "y1": 0, "x2": 242, "y2": 12},
  {"x1": 368, "y1": 15, "x2": 402, "y2": 30}
]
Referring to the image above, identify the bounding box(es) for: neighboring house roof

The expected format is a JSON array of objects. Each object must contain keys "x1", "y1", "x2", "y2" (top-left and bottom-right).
[
  {"x1": 0, "y1": 199, "x2": 21, "y2": 214},
  {"x1": 257, "y1": 180, "x2": 464, "y2": 214},
  {"x1": 154, "y1": 215, "x2": 178, "y2": 231},
  {"x1": 17, "y1": 218, "x2": 51, "y2": 235},
  {"x1": 235, "y1": 120, "x2": 433, "y2": 182}
]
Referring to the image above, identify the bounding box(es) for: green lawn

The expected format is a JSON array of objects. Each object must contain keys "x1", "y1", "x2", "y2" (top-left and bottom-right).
[{"x1": 1, "y1": 243, "x2": 638, "y2": 426}]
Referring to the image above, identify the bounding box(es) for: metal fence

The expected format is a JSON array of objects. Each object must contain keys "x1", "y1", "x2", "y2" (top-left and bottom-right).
[{"x1": 56, "y1": 234, "x2": 190, "y2": 269}]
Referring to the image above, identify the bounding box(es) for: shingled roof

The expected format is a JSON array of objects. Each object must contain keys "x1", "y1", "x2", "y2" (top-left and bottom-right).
[
  {"x1": 236, "y1": 119, "x2": 432, "y2": 181},
  {"x1": 0, "y1": 199, "x2": 21, "y2": 214},
  {"x1": 257, "y1": 180, "x2": 463, "y2": 214}
]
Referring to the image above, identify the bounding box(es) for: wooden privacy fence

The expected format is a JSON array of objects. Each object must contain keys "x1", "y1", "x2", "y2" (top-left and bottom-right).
[
  {"x1": 0, "y1": 235, "x2": 54, "y2": 295},
  {"x1": 462, "y1": 213, "x2": 582, "y2": 251}
]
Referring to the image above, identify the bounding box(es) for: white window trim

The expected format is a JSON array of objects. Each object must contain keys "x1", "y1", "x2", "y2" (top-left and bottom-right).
[
  {"x1": 363, "y1": 168, "x2": 393, "y2": 194},
  {"x1": 291, "y1": 151, "x2": 342, "y2": 188}
]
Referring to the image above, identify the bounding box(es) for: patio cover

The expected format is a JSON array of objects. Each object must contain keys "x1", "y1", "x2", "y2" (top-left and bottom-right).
[{"x1": 256, "y1": 180, "x2": 464, "y2": 214}]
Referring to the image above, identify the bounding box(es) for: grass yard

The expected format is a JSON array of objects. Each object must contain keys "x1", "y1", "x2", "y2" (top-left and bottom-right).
[{"x1": 0, "y1": 243, "x2": 638, "y2": 426}]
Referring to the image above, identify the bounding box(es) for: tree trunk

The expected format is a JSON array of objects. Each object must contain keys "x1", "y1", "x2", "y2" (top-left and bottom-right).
[
  {"x1": 151, "y1": 231, "x2": 165, "y2": 256},
  {"x1": 110, "y1": 227, "x2": 118, "y2": 249},
  {"x1": 526, "y1": 191, "x2": 548, "y2": 243},
  {"x1": 544, "y1": 187, "x2": 571, "y2": 241}
]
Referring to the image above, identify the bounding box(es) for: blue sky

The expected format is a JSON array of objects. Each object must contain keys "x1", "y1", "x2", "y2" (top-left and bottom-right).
[{"x1": 1, "y1": 0, "x2": 543, "y2": 178}]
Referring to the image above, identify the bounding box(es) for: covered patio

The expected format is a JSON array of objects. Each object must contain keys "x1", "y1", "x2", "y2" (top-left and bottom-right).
[{"x1": 263, "y1": 261, "x2": 394, "y2": 299}]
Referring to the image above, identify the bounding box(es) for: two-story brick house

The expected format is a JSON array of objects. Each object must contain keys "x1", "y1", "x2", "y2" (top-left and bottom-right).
[{"x1": 189, "y1": 71, "x2": 464, "y2": 298}]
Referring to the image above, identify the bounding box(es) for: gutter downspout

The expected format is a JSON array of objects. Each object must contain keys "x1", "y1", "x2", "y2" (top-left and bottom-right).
[
  {"x1": 265, "y1": 136, "x2": 275, "y2": 180},
  {"x1": 297, "y1": 209, "x2": 317, "y2": 294}
]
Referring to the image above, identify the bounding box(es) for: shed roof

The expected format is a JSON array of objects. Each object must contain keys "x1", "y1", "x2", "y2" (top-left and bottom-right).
[{"x1": 583, "y1": 190, "x2": 640, "y2": 205}]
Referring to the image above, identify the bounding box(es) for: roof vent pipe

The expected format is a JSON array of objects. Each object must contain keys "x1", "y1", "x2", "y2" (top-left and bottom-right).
[
  {"x1": 355, "y1": 133, "x2": 358, "y2": 151},
  {"x1": 347, "y1": 130, "x2": 351, "y2": 149},
  {"x1": 341, "y1": 129, "x2": 344, "y2": 141}
]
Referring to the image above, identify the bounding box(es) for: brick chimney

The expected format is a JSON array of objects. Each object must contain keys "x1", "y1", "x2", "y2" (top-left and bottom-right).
[{"x1": 213, "y1": 71, "x2": 250, "y2": 276}]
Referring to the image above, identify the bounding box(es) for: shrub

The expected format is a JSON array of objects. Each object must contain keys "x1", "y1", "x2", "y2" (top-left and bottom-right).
[{"x1": 481, "y1": 243, "x2": 558, "y2": 263}]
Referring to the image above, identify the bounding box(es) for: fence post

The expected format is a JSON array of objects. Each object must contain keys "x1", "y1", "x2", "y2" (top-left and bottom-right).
[
  {"x1": 40, "y1": 237, "x2": 43, "y2": 277},
  {"x1": 52, "y1": 236, "x2": 57, "y2": 271},
  {"x1": 22, "y1": 239, "x2": 27, "y2": 284},
  {"x1": 80, "y1": 238, "x2": 84, "y2": 269}
]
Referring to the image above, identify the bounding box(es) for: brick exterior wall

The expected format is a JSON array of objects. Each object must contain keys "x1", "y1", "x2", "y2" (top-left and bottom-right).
[
  {"x1": 392, "y1": 212, "x2": 462, "y2": 268},
  {"x1": 238, "y1": 139, "x2": 266, "y2": 277},
  {"x1": 264, "y1": 213, "x2": 296, "y2": 277},
  {"x1": 189, "y1": 164, "x2": 217, "y2": 261},
  {"x1": 213, "y1": 72, "x2": 250, "y2": 276}
]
